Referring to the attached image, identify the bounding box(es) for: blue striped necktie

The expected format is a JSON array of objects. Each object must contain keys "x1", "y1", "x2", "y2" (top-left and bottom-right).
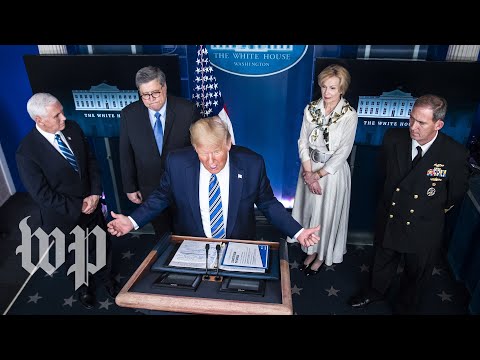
[
  {"x1": 54, "y1": 134, "x2": 78, "y2": 172},
  {"x1": 154, "y1": 112, "x2": 163, "y2": 155},
  {"x1": 209, "y1": 174, "x2": 226, "y2": 239}
]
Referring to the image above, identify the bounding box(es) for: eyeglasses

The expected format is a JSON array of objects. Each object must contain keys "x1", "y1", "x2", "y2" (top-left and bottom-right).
[{"x1": 140, "y1": 90, "x2": 163, "y2": 101}]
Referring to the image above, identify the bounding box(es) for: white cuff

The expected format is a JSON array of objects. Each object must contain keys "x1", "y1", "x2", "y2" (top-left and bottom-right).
[
  {"x1": 293, "y1": 228, "x2": 304, "y2": 240},
  {"x1": 128, "y1": 216, "x2": 139, "y2": 230}
]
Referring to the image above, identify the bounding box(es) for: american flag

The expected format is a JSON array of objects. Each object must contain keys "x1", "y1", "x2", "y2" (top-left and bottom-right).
[{"x1": 192, "y1": 45, "x2": 235, "y2": 144}]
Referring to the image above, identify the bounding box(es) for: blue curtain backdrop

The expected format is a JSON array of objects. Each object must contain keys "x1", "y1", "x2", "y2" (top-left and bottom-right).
[
  {"x1": 0, "y1": 45, "x2": 40, "y2": 192},
  {"x1": 190, "y1": 45, "x2": 315, "y2": 205}
]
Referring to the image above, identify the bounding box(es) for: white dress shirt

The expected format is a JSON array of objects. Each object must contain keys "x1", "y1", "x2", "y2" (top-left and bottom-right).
[
  {"x1": 411, "y1": 131, "x2": 438, "y2": 160},
  {"x1": 148, "y1": 100, "x2": 167, "y2": 136},
  {"x1": 199, "y1": 155, "x2": 230, "y2": 237},
  {"x1": 36, "y1": 125, "x2": 75, "y2": 159}
]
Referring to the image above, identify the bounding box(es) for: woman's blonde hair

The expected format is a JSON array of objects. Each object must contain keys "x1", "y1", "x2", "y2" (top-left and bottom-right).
[{"x1": 318, "y1": 64, "x2": 351, "y2": 95}]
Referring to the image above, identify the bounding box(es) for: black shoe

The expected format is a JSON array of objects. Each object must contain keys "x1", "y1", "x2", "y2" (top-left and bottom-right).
[
  {"x1": 348, "y1": 295, "x2": 374, "y2": 308},
  {"x1": 305, "y1": 261, "x2": 324, "y2": 277},
  {"x1": 105, "y1": 279, "x2": 121, "y2": 299},
  {"x1": 77, "y1": 287, "x2": 96, "y2": 309},
  {"x1": 298, "y1": 262, "x2": 311, "y2": 272},
  {"x1": 298, "y1": 256, "x2": 316, "y2": 272},
  {"x1": 348, "y1": 291, "x2": 383, "y2": 308}
]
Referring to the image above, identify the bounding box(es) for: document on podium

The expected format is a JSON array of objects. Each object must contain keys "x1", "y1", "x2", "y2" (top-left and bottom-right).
[
  {"x1": 168, "y1": 240, "x2": 219, "y2": 269},
  {"x1": 168, "y1": 240, "x2": 270, "y2": 274},
  {"x1": 219, "y1": 242, "x2": 269, "y2": 273}
]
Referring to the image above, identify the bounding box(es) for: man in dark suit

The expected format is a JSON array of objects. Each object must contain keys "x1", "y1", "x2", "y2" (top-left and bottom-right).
[
  {"x1": 16, "y1": 93, "x2": 120, "y2": 309},
  {"x1": 108, "y1": 116, "x2": 320, "y2": 247},
  {"x1": 120, "y1": 66, "x2": 201, "y2": 237},
  {"x1": 349, "y1": 94, "x2": 470, "y2": 314}
]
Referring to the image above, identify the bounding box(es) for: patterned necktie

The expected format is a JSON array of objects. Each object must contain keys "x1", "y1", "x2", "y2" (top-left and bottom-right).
[
  {"x1": 154, "y1": 112, "x2": 163, "y2": 155},
  {"x1": 54, "y1": 134, "x2": 78, "y2": 172},
  {"x1": 411, "y1": 145, "x2": 422, "y2": 168},
  {"x1": 209, "y1": 174, "x2": 226, "y2": 239}
]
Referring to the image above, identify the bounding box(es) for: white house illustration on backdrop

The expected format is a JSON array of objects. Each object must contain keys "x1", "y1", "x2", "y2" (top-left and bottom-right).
[
  {"x1": 72, "y1": 83, "x2": 138, "y2": 112},
  {"x1": 358, "y1": 89, "x2": 416, "y2": 119}
]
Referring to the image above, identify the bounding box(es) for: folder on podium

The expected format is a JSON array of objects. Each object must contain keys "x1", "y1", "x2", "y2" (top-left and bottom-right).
[
  {"x1": 115, "y1": 234, "x2": 293, "y2": 315},
  {"x1": 150, "y1": 240, "x2": 280, "y2": 280}
]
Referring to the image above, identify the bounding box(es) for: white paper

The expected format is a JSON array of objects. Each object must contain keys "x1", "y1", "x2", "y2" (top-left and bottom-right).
[
  {"x1": 169, "y1": 240, "x2": 220, "y2": 269},
  {"x1": 221, "y1": 242, "x2": 264, "y2": 268}
]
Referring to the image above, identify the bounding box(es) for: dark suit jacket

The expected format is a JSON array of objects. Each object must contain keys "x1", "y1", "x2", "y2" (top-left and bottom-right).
[
  {"x1": 119, "y1": 95, "x2": 201, "y2": 199},
  {"x1": 376, "y1": 128, "x2": 469, "y2": 253},
  {"x1": 131, "y1": 146, "x2": 302, "y2": 240},
  {"x1": 16, "y1": 120, "x2": 102, "y2": 232}
]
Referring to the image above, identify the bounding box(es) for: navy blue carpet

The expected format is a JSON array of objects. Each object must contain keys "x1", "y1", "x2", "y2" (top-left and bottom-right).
[{"x1": 5, "y1": 224, "x2": 470, "y2": 315}]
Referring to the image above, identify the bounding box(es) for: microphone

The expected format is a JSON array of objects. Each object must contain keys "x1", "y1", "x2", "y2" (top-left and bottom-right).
[
  {"x1": 215, "y1": 244, "x2": 221, "y2": 280},
  {"x1": 203, "y1": 243, "x2": 210, "y2": 279}
]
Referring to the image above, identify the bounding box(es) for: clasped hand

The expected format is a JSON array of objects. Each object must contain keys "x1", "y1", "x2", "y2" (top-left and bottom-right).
[
  {"x1": 302, "y1": 171, "x2": 322, "y2": 195},
  {"x1": 82, "y1": 195, "x2": 100, "y2": 214}
]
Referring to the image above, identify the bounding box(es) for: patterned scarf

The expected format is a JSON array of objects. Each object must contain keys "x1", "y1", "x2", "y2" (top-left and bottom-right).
[{"x1": 308, "y1": 98, "x2": 353, "y2": 150}]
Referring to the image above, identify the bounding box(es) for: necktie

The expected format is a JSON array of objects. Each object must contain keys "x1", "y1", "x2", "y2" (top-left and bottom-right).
[
  {"x1": 209, "y1": 174, "x2": 226, "y2": 239},
  {"x1": 154, "y1": 112, "x2": 163, "y2": 155},
  {"x1": 411, "y1": 145, "x2": 422, "y2": 168},
  {"x1": 54, "y1": 134, "x2": 79, "y2": 172}
]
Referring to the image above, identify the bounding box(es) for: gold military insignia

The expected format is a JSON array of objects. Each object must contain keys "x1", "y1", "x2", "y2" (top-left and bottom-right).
[
  {"x1": 430, "y1": 177, "x2": 443, "y2": 182},
  {"x1": 434, "y1": 163, "x2": 444, "y2": 167},
  {"x1": 427, "y1": 187, "x2": 436, "y2": 196}
]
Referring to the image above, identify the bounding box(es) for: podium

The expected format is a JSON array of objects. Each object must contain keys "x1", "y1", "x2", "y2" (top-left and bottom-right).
[{"x1": 115, "y1": 235, "x2": 293, "y2": 315}]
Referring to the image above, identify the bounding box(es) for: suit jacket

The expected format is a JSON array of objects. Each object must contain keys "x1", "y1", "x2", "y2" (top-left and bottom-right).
[
  {"x1": 16, "y1": 120, "x2": 102, "y2": 232},
  {"x1": 119, "y1": 95, "x2": 201, "y2": 199},
  {"x1": 376, "y1": 128, "x2": 469, "y2": 253},
  {"x1": 131, "y1": 146, "x2": 302, "y2": 240}
]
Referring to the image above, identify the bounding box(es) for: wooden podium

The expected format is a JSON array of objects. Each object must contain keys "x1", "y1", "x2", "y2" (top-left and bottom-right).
[{"x1": 115, "y1": 235, "x2": 293, "y2": 315}]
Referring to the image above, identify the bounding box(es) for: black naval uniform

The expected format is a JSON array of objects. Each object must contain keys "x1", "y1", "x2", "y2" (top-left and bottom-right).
[{"x1": 371, "y1": 128, "x2": 469, "y2": 312}]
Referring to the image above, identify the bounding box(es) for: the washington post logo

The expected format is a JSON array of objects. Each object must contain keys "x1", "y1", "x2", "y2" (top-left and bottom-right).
[{"x1": 16, "y1": 216, "x2": 106, "y2": 290}]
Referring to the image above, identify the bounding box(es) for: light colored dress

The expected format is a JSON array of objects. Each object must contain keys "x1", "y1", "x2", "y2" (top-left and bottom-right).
[{"x1": 287, "y1": 97, "x2": 358, "y2": 265}]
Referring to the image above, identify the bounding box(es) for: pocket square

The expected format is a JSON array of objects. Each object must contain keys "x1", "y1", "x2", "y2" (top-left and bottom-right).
[{"x1": 238, "y1": 174, "x2": 242, "y2": 179}]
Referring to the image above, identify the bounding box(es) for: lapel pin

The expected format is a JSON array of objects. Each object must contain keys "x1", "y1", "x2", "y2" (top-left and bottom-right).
[
  {"x1": 238, "y1": 174, "x2": 242, "y2": 179},
  {"x1": 67, "y1": 136, "x2": 72, "y2": 140}
]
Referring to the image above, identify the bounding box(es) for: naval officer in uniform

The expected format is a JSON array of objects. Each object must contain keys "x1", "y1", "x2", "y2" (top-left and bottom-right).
[{"x1": 348, "y1": 94, "x2": 470, "y2": 314}]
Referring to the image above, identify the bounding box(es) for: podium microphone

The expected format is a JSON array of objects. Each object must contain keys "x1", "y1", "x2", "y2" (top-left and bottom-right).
[
  {"x1": 203, "y1": 243, "x2": 210, "y2": 279},
  {"x1": 215, "y1": 244, "x2": 221, "y2": 280}
]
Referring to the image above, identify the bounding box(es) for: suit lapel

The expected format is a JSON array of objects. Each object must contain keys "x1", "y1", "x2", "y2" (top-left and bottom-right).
[
  {"x1": 226, "y1": 151, "x2": 244, "y2": 238},
  {"x1": 137, "y1": 105, "x2": 160, "y2": 156},
  {"x1": 163, "y1": 96, "x2": 175, "y2": 145},
  {"x1": 185, "y1": 161, "x2": 204, "y2": 236},
  {"x1": 420, "y1": 132, "x2": 443, "y2": 166},
  {"x1": 62, "y1": 125, "x2": 83, "y2": 177},
  {"x1": 33, "y1": 127, "x2": 80, "y2": 176},
  {"x1": 33, "y1": 129, "x2": 64, "y2": 163},
  {"x1": 395, "y1": 130, "x2": 412, "y2": 178}
]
